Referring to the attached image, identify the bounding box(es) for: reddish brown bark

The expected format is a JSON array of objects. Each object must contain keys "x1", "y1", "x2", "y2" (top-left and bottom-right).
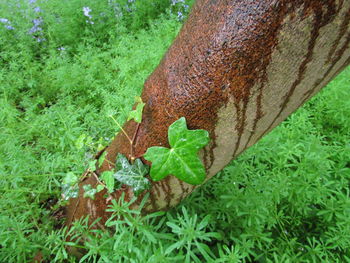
[{"x1": 66, "y1": 0, "x2": 350, "y2": 228}]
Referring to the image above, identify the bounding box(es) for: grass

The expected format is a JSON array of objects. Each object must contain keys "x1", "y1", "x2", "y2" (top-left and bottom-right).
[{"x1": 0, "y1": 0, "x2": 349, "y2": 262}]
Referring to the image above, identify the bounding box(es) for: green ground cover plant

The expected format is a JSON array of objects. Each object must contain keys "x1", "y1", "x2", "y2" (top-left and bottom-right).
[{"x1": 0, "y1": 0, "x2": 349, "y2": 262}]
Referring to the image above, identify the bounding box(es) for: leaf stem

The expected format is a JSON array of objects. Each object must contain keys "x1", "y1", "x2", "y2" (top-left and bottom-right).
[
  {"x1": 130, "y1": 122, "x2": 141, "y2": 162},
  {"x1": 91, "y1": 171, "x2": 116, "y2": 202},
  {"x1": 109, "y1": 115, "x2": 133, "y2": 144}
]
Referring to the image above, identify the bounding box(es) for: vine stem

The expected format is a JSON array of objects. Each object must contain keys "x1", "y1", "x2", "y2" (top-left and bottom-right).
[
  {"x1": 109, "y1": 115, "x2": 142, "y2": 162},
  {"x1": 130, "y1": 122, "x2": 141, "y2": 162},
  {"x1": 91, "y1": 171, "x2": 105, "y2": 186},
  {"x1": 80, "y1": 170, "x2": 90, "y2": 182},
  {"x1": 91, "y1": 171, "x2": 118, "y2": 204},
  {"x1": 109, "y1": 115, "x2": 133, "y2": 144}
]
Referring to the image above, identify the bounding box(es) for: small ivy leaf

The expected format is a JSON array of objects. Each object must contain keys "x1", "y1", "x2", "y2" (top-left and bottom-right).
[
  {"x1": 98, "y1": 151, "x2": 107, "y2": 167},
  {"x1": 75, "y1": 134, "x2": 86, "y2": 150},
  {"x1": 96, "y1": 184, "x2": 105, "y2": 193},
  {"x1": 83, "y1": 184, "x2": 97, "y2": 200},
  {"x1": 144, "y1": 117, "x2": 209, "y2": 185},
  {"x1": 61, "y1": 173, "x2": 79, "y2": 200},
  {"x1": 62, "y1": 172, "x2": 79, "y2": 186},
  {"x1": 114, "y1": 154, "x2": 150, "y2": 196},
  {"x1": 127, "y1": 97, "x2": 145, "y2": 123},
  {"x1": 100, "y1": 171, "x2": 115, "y2": 193},
  {"x1": 88, "y1": 160, "x2": 97, "y2": 171},
  {"x1": 97, "y1": 137, "x2": 108, "y2": 151},
  {"x1": 62, "y1": 184, "x2": 79, "y2": 201}
]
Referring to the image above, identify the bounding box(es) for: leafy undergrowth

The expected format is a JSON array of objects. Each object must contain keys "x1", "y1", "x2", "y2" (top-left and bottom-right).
[{"x1": 0, "y1": 0, "x2": 349, "y2": 262}]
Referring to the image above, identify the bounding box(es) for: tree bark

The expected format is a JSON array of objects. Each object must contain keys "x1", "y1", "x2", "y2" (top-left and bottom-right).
[{"x1": 66, "y1": 0, "x2": 350, "y2": 228}]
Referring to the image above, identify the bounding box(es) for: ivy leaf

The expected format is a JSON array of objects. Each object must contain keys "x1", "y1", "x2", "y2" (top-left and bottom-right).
[
  {"x1": 83, "y1": 184, "x2": 97, "y2": 200},
  {"x1": 114, "y1": 154, "x2": 150, "y2": 196},
  {"x1": 62, "y1": 172, "x2": 79, "y2": 186},
  {"x1": 144, "y1": 117, "x2": 209, "y2": 185},
  {"x1": 100, "y1": 171, "x2": 115, "y2": 193},
  {"x1": 88, "y1": 160, "x2": 97, "y2": 171},
  {"x1": 127, "y1": 96, "x2": 145, "y2": 123},
  {"x1": 61, "y1": 172, "x2": 79, "y2": 200},
  {"x1": 62, "y1": 184, "x2": 79, "y2": 201},
  {"x1": 98, "y1": 151, "x2": 107, "y2": 167},
  {"x1": 96, "y1": 184, "x2": 105, "y2": 193}
]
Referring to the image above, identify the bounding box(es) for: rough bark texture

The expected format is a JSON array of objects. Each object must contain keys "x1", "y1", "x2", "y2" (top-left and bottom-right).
[{"x1": 66, "y1": 0, "x2": 350, "y2": 228}]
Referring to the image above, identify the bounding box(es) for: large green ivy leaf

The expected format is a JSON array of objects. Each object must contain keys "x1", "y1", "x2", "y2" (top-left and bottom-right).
[
  {"x1": 144, "y1": 117, "x2": 209, "y2": 185},
  {"x1": 114, "y1": 154, "x2": 150, "y2": 196}
]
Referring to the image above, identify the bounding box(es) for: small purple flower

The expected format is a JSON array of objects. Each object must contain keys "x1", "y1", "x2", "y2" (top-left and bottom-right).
[
  {"x1": 28, "y1": 17, "x2": 45, "y2": 42},
  {"x1": 0, "y1": 18, "x2": 9, "y2": 23},
  {"x1": 29, "y1": 17, "x2": 43, "y2": 34},
  {"x1": 34, "y1": 6, "x2": 41, "y2": 13},
  {"x1": 177, "y1": 11, "x2": 184, "y2": 20},
  {"x1": 83, "y1": 6, "x2": 94, "y2": 24},
  {"x1": 170, "y1": 0, "x2": 188, "y2": 20},
  {"x1": 29, "y1": 26, "x2": 41, "y2": 34},
  {"x1": 108, "y1": 0, "x2": 123, "y2": 18},
  {"x1": 58, "y1": 46, "x2": 67, "y2": 55},
  {"x1": 83, "y1": 7, "x2": 92, "y2": 19},
  {"x1": 28, "y1": 0, "x2": 37, "y2": 4},
  {"x1": 33, "y1": 18, "x2": 43, "y2": 27},
  {"x1": 172, "y1": 0, "x2": 184, "y2": 5},
  {"x1": 0, "y1": 18, "x2": 15, "y2": 30},
  {"x1": 125, "y1": 0, "x2": 136, "y2": 13}
]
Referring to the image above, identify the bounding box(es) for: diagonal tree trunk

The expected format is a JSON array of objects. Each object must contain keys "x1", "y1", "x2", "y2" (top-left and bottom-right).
[{"x1": 66, "y1": 0, "x2": 350, "y2": 228}]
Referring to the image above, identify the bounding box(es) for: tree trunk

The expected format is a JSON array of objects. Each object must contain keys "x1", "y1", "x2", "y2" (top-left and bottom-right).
[{"x1": 66, "y1": 0, "x2": 350, "y2": 228}]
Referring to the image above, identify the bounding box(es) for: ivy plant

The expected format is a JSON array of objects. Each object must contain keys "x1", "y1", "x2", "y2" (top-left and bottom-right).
[
  {"x1": 144, "y1": 117, "x2": 210, "y2": 185},
  {"x1": 114, "y1": 154, "x2": 150, "y2": 196},
  {"x1": 64, "y1": 117, "x2": 209, "y2": 201}
]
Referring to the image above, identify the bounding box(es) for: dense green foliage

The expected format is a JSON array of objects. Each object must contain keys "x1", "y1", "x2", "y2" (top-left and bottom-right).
[{"x1": 1, "y1": 0, "x2": 349, "y2": 262}]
